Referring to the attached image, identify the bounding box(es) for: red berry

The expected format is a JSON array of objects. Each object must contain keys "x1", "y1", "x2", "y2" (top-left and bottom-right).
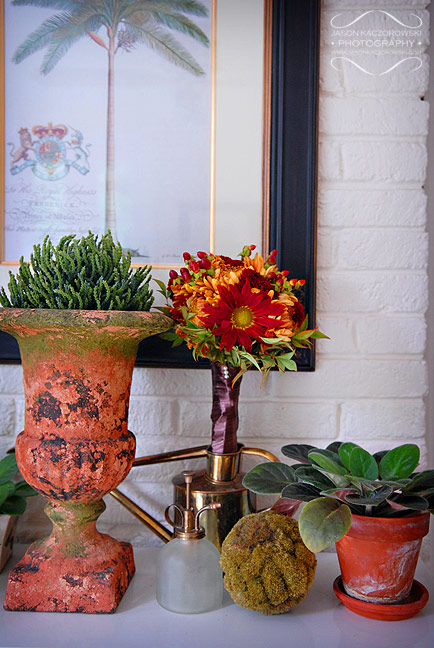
[
  {"x1": 281, "y1": 270, "x2": 289, "y2": 277},
  {"x1": 268, "y1": 271, "x2": 277, "y2": 280},
  {"x1": 183, "y1": 252, "x2": 191, "y2": 261},
  {"x1": 197, "y1": 251, "x2": 208, "y2": 259},
  {"x1": 250, "y1": 244, "x2": 256, "y2": 250},
  {"x1": 268, "y1": 255, "x2": 276, "y2": 265},
  {"x1": 198, "y1": 258, "x2": 211, "y2": 270},
  {"x1": 270, "y1": 249, "x2": 278, "y2": 256},
  {"x1": 180, "y1": 268, "x2": 191, "y2": 281},
  {"x1": 169, "y1": 269, "x2": 178, "y2": 280},
  {"x1": 299, "y1": 279, "x2": 306, "y2": 286},
  {"x1": 189, "y1": 260, "x2": 200, "y2": 272}
]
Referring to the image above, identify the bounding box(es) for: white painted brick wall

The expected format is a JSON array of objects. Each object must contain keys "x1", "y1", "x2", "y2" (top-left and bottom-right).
[
  {"x1": 320, "y1": 97, "x2": 429, "y2": 135},
  {"x1": 2, "y1": 1, "x2": 431, "y2": 547},
  {"x1": 320, "y1": 141, "x2": 427, "y2": 182}
]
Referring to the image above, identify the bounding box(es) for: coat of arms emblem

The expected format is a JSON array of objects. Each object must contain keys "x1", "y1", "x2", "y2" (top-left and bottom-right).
[{"x1": 8, "y1": 123, "x2": 91, "y2": 180}]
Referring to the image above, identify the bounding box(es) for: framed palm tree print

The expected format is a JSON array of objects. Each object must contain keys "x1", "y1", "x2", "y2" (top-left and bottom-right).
[
  {"x1": 0, "y1": 0, "x2": 320, "y2": 370},
  {"x1": 1, "y1": 0, "x2": 213, "y2": 266}
]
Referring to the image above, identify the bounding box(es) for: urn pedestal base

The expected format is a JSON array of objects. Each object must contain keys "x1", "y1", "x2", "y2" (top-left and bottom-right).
[
  {"x1": 4, "y1": 501, "x2": 135, "y2": 614},
  {"x1": 4, "y1": 538, "x2": 135, "y2": 614}
]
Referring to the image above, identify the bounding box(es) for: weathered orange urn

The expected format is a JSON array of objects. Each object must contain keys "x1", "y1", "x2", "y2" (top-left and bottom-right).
[{"x1": 0, "y1": 308, "x2": 170, "y2": 613}]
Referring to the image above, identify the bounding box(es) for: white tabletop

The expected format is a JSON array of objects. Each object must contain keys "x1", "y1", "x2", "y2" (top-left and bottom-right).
[{"x1": 0, "y1": 545, "x2": 433, "y2": 648}]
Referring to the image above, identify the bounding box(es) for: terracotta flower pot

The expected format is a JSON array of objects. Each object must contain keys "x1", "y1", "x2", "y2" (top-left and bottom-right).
[
  {"x1": 335, "y1": 512, "x2": 430, "y2": 604},
  {"x1": 0, "y1": 308, "x2": 170, "y2": 613}
]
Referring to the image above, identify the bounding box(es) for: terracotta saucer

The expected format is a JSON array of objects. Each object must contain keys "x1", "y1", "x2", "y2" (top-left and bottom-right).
[{"x1": 333, "y1": 576, "x2": 429, "y2": 621}]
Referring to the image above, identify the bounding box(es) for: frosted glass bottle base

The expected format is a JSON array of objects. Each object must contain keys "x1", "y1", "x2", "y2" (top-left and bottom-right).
[{"x1": 156, "y1": 537, "x2": 223, "y2": 614}]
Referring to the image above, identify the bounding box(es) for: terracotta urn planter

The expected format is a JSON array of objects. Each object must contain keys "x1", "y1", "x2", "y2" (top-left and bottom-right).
[
  {"x1": 0, "y1": 308, "x2": 170, "y2": 613},
  {"x1": 335, "y1": 512, "x2": 430, "y2": 604}
]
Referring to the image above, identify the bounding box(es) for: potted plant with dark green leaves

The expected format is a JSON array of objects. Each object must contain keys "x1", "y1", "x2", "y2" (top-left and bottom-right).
[
  {"x1": 0, "y1": 453, "x2": 37, "y2": 573},
  {"x1": 0, "y1": 232, "x2": 171, "y2": 613},
  {"x1": 243, "y1": 441, "x2": 433, "y2": 620}
]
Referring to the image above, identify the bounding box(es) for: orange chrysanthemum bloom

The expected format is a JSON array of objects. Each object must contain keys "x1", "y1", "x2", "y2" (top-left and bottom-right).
[
  {"x1": 212, "y1": 255, "x2": 245, "y2": 273},
  {"x1": 244, "y1": 253, "x2": 278, "y2": 278}
]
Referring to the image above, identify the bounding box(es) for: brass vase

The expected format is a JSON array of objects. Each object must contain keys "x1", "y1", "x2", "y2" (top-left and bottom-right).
[{"x1": 173, "y1": 363, "x2": 276, "y2": 549}]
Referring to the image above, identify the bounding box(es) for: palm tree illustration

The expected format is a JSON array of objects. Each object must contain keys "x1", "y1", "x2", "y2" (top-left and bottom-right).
[{"x1": 12, "y1": 0, "x2": 209, "y2": 244}]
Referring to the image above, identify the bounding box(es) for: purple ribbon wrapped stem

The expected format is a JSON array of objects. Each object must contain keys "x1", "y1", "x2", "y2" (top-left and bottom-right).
[{"x1": 210, "y1": 363, "x2": 242, "y2": 454}]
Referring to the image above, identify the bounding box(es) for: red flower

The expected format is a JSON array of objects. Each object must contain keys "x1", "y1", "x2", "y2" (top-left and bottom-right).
[
  {"x1": 200, "y1": 281, "x2": 284, "y2": 352},
  {"x1": 293, "y1": 301, "x2": 305, "y2": 326},
  {"x1": 239, "y1": 268, "x2": 273, "y2": 293}
]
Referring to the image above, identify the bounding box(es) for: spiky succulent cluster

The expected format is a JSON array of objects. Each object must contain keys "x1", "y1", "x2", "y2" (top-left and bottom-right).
[{"x1": 0, "y1": 232, "x2": 154, "y2": 311}]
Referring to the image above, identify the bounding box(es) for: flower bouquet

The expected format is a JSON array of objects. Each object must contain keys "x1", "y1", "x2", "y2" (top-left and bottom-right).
[{"x1": 158, "y1": 245, "x2": 326, "y2": 454}]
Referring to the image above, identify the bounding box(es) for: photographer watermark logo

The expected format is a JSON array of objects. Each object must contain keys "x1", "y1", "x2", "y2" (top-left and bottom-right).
[{"x1": 328, "y1": 10, "x2": 426, "y2": 75}]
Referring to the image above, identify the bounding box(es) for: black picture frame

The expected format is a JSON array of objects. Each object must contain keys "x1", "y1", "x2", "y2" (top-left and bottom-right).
[{"x1": 0, "y1": 0, "x2": 320, "y2": 369}]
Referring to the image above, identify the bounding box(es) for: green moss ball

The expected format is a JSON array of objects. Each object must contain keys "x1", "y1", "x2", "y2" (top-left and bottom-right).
[{"x1": 220, "y1": 510, "x2": 316, "y2": 615}]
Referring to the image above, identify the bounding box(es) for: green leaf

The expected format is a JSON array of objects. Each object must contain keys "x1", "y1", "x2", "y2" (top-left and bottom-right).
[
  {"x1": 308, "y1": 449, "x2": 347, "y2": 476},
  {"x1": 281, "y1": 483, "x2": 321, "y2": 502},
  {"x1": 319, "y1": 471, "x2": 352, "y2": 489},
  {"x1": 338, "y1": 442, "x2": 360, "y2": 470},
  {"x1": 153, "y1": 278, "x2": 167, "y2": 297},
  {"x1": 293, "y1": 330, "x2": 317, "y2": 340},
  {"x1": 404, "y1": 470, "x2": 434, "y2": 495},
  {"x1": 294, "y1": 466, "x2": 336, "y2": 490},
  {"x1": 277, "y1": 351, "x2": 295, "y2": 361},
  {"x1": 260, "y1": 336, "x2": 287, "y2": 344},
  {"x1": 281, "y1": 444, "x2": 317, "y2": 463},
  {"x1": 380, "y1": 444, "x2": 420, "y2": 480},
  {"x1": 160, "y1": 330, "x2": 179, "y2": 341},
  {"x1": 360, "y1": 478, "x2": 408, "y2": 490},
  {"x1": 271, "y1": 497, "x2": 300, "y2": 517},
  {"x1": 14, "y1": 481, "x2": 38, "y2": 498},
  {"x1": 300, "y1": 316, "x2": 309, "y2": 332},
  {"x1": 298, "y1": 497, "x2": 352, "y2": 552},
  {"x1": 389, "y1": 494, "x2": 429, "y2": 511},
  {"x1": 292, "y1": 339, "x2": 310, "y2": 349},
  {"x1": 326, "y1": 441, "x2": 343, "y2": 454},
  {"x1": 0, "y1": 481, "x2": 16, "y2": 508},
  {"x1": 0, "y1": 495, "x2": 27, "y2": 516},
  {"x1": 344, "y1": 484, "x2": 393, "y2": 507},
  {"x1": 310, "y1": 331, "x2": 330, "y2": 339},
  {"x1": 320, "y1": 487, "x2": 361, "y2": 501},
  {"x1": 373, "y1": 450, "x2": 390, "y2": 465},
  {"x1": 240, "y1": 351, "x2": 261, "y2": 372},
  {"x1": 349, "y1": 447, "x2": 378, "y2": 480},
  {"x1": 242, "y1": 462, "x2": 296, "y2": 494},
  {"x1": 0, "y1": 454, "x2": 18, "y2": 483},
  {"x1": 277, "y1": 356, "x2": 297, "y2": 372}
]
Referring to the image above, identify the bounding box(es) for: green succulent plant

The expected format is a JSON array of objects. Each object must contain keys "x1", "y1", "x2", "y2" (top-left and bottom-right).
[
  {"x1": 243, "y1": 442, "x2": 434, "y2": 553},
  {"x1": 0, "y1": 231, "x2": 153, "y2": 311},
  {"x1": 0, "y1": 453, "x2": 37, "y2": 516}
]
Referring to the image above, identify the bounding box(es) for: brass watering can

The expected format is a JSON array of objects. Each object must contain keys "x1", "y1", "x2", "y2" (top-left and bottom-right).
[{"x1": 111, "y1": 443, "x2": 278, "y2": 550}]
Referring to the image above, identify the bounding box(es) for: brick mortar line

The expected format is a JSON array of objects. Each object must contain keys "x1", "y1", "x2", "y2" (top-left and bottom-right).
[
  {"x1": 316, "y1": 353, "x2": 425, "y2": 360},
  {"x1": 173, "y1": 396, "x2": 425, "y2": 404},
  {"x1": 317, "y1": 268, "x2": 427, "y2": 274},
  {"x1": 320, "y1": 134, "x2": 428, "y2": 142},
  {"x1": 320, "y1": 95, "x2": 428, "y2": 100},
  {"x1": 318, "y1": 312, "x2": 426, "y2": 318},
  {"x1": 319, "y1": 225, "x2": 427, "y2": 231},
  {"x1": 319, "y1": 180, "x2": 426, "y2": 189},
  {"x1": 319, "y1": 266, "x2": 428, "y2": 271}
]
